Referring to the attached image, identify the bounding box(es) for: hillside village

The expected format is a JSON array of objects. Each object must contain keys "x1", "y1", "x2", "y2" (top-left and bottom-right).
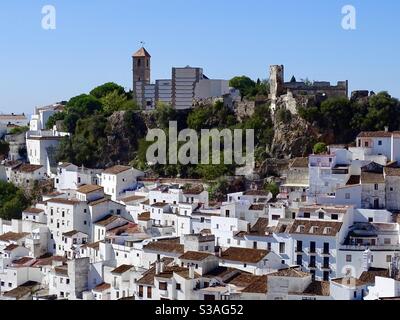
[{"x1": 0, "y1": 48, "x2": 400, "y2": 300}]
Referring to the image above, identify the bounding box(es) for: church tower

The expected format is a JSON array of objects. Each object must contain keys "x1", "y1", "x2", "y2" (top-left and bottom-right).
[
  {"x1": 132, "y1": 46, "x2": 151, "y2": 84},
  {"x1": 132, "y1": 47, "x2": 151, "y2": 108}
]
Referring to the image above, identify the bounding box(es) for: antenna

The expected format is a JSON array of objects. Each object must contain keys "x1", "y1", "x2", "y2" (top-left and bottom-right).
[{"x1": 140, "y1": 41, "x2": 146, "y2": 47}]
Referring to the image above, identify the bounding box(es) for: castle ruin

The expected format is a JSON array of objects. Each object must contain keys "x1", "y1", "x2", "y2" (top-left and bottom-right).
[{"x1": 269, "y1": 65, "x2": 349, "y2": 113}]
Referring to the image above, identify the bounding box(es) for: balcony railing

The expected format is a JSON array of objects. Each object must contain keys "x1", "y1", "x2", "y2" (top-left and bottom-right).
[{"x1": 340, "y1": 244, "x2": 400, "y2": 251}]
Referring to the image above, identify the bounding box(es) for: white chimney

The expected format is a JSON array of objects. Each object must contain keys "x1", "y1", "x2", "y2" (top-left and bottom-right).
[
  {"x1": 362, "y1": 249, "x2": 372, "y2": 272},
  {"x1": 189, "y1": 265, "x2": 195, "y2": 279},
  {"x1": 160, "y1": 261, "x2": 165, "y2": 273},
  {"x1": 385, "y1": 126, "x2": 389, "y2": 132},
  {"x1": 155, "y1": 261, "x2": 161, "y2": 275}
]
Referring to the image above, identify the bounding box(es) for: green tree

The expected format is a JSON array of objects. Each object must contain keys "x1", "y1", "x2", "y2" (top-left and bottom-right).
[
  {"x1": 229, "y1": 76, "x2": 256, "y2": 98},
  {"x1": 66, "y1": 94, "x2": 103, "y2": 116},
  {"x1": 90, "y1": 82, "x2": 125, "y2": 99},
  {"x1": 313, "y1": 142, "x2": 327, "y2": 154},
  {"x1": 101, "y1": 90, "x2": 138, "y2": 114},
  {"x1": 46, "y1": 112, "x2": 66, "y2": 129},
  {"x1": 9, "y1": 126, "x2": 29, "y2": 135},
  {"x1": 264, "y1": 182, "x2": 279, "y2": 198},
  {"x1": 0, "y1": 181, "x2": 30, "y2": 220},
  {"x1": 154, "y1": 102, "x2": 177, "y2": 130}
]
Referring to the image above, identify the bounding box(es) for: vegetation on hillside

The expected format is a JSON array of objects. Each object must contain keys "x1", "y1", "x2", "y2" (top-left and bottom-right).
[
  {"x1": 0, "y1": 181, "x2": 30, "y2": 220},
  {"x1": 299, "y1": 92, "x2": 400, "y2": 143},
  {"x1": 229, "y1": 76, "x2": 269, "y2": 99}
]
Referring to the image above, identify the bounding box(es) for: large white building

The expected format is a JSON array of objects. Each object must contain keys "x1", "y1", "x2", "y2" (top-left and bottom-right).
[{"x1": 132, "y1": 47, "x2": 230, "y2": 110}]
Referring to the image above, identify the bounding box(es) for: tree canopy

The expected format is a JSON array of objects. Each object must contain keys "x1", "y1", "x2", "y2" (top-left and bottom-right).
[
  {"x1": 89, "y1": 82, "x2": 125, "y2": 99},
  {"x1": 0, "y1": 181, "x2": 30, "y2": 220}
]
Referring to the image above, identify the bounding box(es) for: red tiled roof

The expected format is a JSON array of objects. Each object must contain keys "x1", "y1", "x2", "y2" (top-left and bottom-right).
[
  {"x1": 220, "y1": 247, "x2": 269, "y2": 264},
  {"x1": 93, "y1": 282, "x2": 111, "y2": 292}
]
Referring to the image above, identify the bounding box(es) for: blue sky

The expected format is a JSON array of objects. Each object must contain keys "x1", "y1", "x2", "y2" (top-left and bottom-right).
[{"x1": 0, "y1": 0, "x2": 399, "y2": 113}]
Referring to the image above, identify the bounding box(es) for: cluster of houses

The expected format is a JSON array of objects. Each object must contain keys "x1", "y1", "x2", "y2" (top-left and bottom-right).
[{"x1": 1, "y1": 102, "x2": 400, "y2": 300}]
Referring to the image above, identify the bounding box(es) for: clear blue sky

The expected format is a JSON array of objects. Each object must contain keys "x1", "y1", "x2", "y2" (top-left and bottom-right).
[{"x1": 0, "y1": 0, "x2": 399, "y2": 113}]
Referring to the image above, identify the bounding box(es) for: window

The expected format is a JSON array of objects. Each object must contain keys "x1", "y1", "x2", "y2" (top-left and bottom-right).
[
  {"x1": 84, "y1": 221, "x2": 87, "y2": 225},
  {"x1": 353, "y1": 291, "x2": 357, "y2": 299},
  {"x1": 216, "y1": 224, "x2": 219, "y2": 229},
  {"x1": 159, "y1": 282, "x2": 167, "y2": 291},
  {"x1": 390, "y1": 187, "x2": 394, "y2": 192},
  {"x1": 378, "y1": 140, "x2": 382, "y2": 146},
  {"x1": 387, "y1": 255, "x2": 392, "y2": 263},
  {"x1": 138, "y1": 286, "x2": 143, "y2": 298},
  {"x1": 323, "y1": 271, "x2": 330, "y2": 281},
  {"x1": 66, "y1": 279, "x2": 70, "y2": 284},
  {"x1": 147, "y1": 286, "x2": 152, "y2": 298},
  {"x1": 323, "y1": 242, "x2": 330, "y2": 254},
  {"x1": 374, "y1": 184, "x2": 379, "y2": 191},
  {"x1": 346, "y1": 255, "x2": 352, "y2": 262},
  {"x1": 331, "y1": 214, "x2": 338, "y2": 220},
  {"x1": 298, "y1": 225, "x2": 305, "y2": 233},
  {"x1": 384, "y1": 238, "x2": 391, "y2": 245},
  {"x1": 296, "y1": 240, "x2": 303, "y2": 252},
  {"x1": 318, "y1": 212, "x2": 324, "y2": 219},
  {"x1": 176, "y1": 283, "x2": 181, "y2": 290},
  {"x1": 272, "y1": 215, "x2": 280, "y2": 221},
  {"x1": 310, "y1": 241, "x2": 316, "y2": 253},
  {"x1": 368, "y1": 217, "x2": 374, "y2": 223},
  {"x1": 309, "y1": 256, "x2": 316, "y2": 268},
  {"x1": 279, "y1": 242, "x2": 285, "y2": 254},
  {"x1": 303, "y1": 212, "x2": 311, "y2": 218},
  {"x1": 243, "y1": 263, "x2": 247, "y2": 268},
  {"x1": 345, "y1": 193, "x2": 351, "y2": 200},
  {"x1": 296, "y1": 255, "x2": 302, "y2": 266},
  {"x1": 324, "y1": 227, "x2": 332, "y2": 235}
]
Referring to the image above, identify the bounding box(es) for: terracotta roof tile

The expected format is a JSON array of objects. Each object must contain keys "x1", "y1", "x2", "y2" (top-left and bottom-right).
[
  {"x1": 0, "y1": 232, "x2": 29, "y2": 242},
  {"x1": 111, "y1": 264, "x2": 133, "y2": 274},
  {"x1": 220, "y1": 247, "x2": 268, "y2": 264},
  {"x1": 77, "y1": 184, "x2": 103, "y2": 194},
  {"x1": 93, "y1": 282, "x2": 111, "y2": 292},
  {"x1": 144, "y1": 239, "x2": 184, "y2": 254},
  {"x1": 103, "y1": 165, "x2": 132, "y2": 175},
  {"x1": 179, "y1": 251, "x2": 214, "y2": 261},
  {"x1": 241, "y1": 275, "x2": 268, "y2": 294}
]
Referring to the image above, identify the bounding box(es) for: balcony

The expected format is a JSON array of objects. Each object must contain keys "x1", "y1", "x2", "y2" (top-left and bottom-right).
[
  {"x1": 320, "y1": 250, "x2": 331, "y2": 257},
  {"x1": 321, "y1": 264, "x2": 331, "y2": 271},
  {"x1": 340, "y1": 244, "x2": 400, "y2": 251},
  {"x1": 307, "y1": 248, "x2": 317, "y2": 256},
  {"x1": 295, "y1": 247, "x2": 303, "y2": 254}
]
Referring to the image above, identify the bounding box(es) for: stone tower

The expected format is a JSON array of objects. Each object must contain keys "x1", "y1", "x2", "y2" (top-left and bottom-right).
[
  {"x1": 132, "y1": 46, "x2": 151, "y2": 84},
  {"x1": 132, "y1": 47, "x2": 151, "y2": 107},
  {"x1": 269, "y1": 65, "x2": 285, "y2": 100},
  {"x1": 269, "y1": 65, "x2": 285, "y2": 112}
]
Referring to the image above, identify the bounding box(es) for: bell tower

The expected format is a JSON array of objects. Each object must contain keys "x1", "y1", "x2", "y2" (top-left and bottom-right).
[
  {"x1": 132, "y1": 46, "x2": 151, "y2": 108},
  {"x1": 132, "y1": 46, "x2": 151, "y2": 85}
]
